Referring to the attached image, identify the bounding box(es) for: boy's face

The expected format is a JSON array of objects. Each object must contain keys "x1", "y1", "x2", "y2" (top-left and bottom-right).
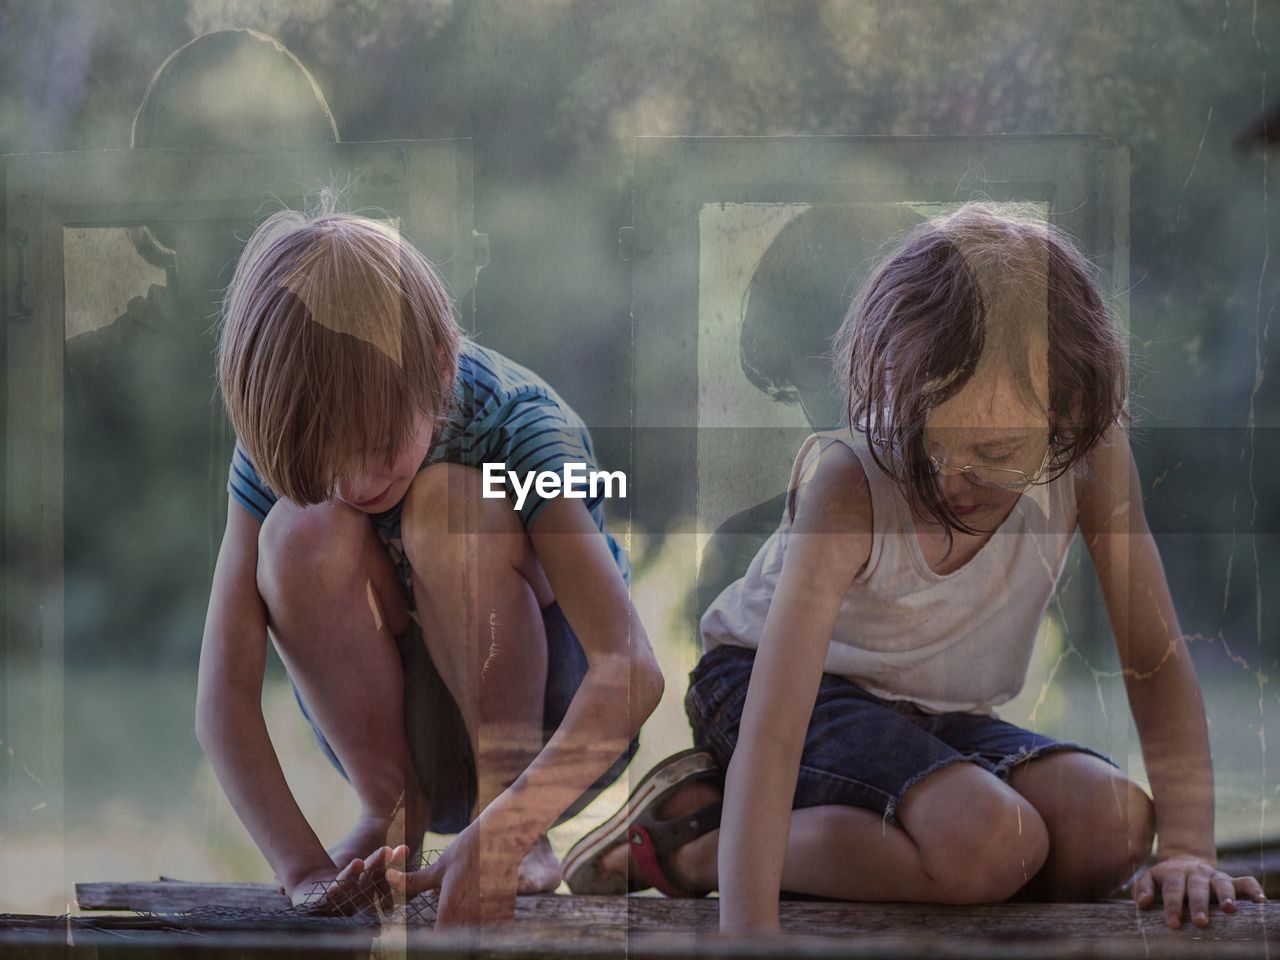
[{"x1": 335, "y1": 410, "x2": 436, "y2": 513}]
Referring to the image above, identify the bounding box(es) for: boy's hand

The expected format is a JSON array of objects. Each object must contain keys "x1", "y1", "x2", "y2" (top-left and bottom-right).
[
  {"x1": 387, "y1": 821, "x2": 520, "y2": 927},
  {"x1": 288, "y1": 845, "x2": 406, "y2": 914},
  {"x1": 1134, "y1": 856, "x2": 1266, "y2": 928}
]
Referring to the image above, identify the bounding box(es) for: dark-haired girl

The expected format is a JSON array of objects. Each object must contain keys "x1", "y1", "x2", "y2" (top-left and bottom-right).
[{"x1": 565, "y1": 203, "x2": 1263, "y2": 933}]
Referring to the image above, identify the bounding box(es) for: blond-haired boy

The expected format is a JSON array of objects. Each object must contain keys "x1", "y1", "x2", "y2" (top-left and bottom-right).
[{"x1": 199, "y1": 208, "x2": 661, "y2": 924}]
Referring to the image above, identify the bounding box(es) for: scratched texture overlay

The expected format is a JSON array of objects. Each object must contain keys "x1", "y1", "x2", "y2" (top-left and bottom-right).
[{"x1": 1, "y1": 0, "x2": 1277, "y2": 926}]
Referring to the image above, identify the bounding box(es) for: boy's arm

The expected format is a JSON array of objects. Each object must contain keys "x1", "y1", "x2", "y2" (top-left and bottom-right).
[
  {"x1": 391, "y1": 494, "x2": 664, "y2": 924},
  {"x1": 718, "y1": 443, "x2": 871, "y2": 933},
  {"x1": 1079, "y1": 426, "x2": 1263, "y2": 925},
  {"x1": 489, "y1": 496, "x2": 664, "y2": 834},
  {"x1": 196, "y1": 498, "x2": 337, "y2": 897}
]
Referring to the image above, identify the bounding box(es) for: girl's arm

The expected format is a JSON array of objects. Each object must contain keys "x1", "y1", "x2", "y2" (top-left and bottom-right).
[
  {"x1": 718, "y1": 442, "x2": 873, "y2": 933},
  {"x1": 1079, "y1": 426, "x2": 1263, "y2": 927}
]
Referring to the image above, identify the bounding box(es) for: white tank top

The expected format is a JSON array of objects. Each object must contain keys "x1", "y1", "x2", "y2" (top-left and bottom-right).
[{"x1": 699, "y1": 430, "x2": 1079, "y2": 715}]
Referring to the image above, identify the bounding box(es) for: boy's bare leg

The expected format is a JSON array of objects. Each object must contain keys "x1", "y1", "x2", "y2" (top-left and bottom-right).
[
  {"x1": 257, "y1": 499, "x2": 429, "y2": 868},
  {"x1": 603, "y1": 762, "x2": 1053, "y2": 903},
  {"x1": 401, "y1": 464, "x2": 562, "y2": 893}
]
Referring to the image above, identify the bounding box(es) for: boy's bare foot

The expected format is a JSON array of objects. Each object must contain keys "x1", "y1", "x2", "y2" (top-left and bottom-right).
[
  {"x1": 517, "y1": 834, "x2": 564, "y2": 893},
  {"x1": 596, "y1": 778, "x2": 722, "y2": 893}
]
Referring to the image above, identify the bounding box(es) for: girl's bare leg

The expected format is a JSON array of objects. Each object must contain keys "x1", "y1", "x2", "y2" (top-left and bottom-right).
[
  {"x1": 611, "y1": 762, "x2": 1051, "y2": 904},
  {"x1": 644, "y1": 752, "x2": 1153, "y2": 904},
  {"x1": 257, "y1": 498, "x2": 428, "y2": 867},
  {"x1": 400, "y1": 463, "x2": 562, "y2": 893},
  {"x1": 1007, "y1": 751, "x2": 1155, "y2": 900}
]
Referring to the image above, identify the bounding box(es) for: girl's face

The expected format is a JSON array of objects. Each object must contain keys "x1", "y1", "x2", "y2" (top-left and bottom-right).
[
  {"x1": 920, "y1": 366, "x2": 1051, "y2": 530},
  {"x1": 335, "y1": 410, "x2": 435, "y2": 513}
]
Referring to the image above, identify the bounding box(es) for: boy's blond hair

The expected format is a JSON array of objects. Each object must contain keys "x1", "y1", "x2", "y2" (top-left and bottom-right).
[{"x1": 218, "y1": 209, "x2": 461, "y2": 505}]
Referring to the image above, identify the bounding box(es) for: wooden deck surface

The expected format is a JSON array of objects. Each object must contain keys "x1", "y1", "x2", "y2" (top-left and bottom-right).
[{"x1": 0, "y1": 879, "x2": 1276, "y2": 958}]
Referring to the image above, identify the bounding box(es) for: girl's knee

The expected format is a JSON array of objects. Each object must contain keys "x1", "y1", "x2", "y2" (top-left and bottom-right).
[
  {"x1": 906, "y1": 765, "x2": 1049, "y2": 903},
  {"x1": 1075, "y1": 776, "x2": 1155, "y2": 893},
  {"x1": 1127, "y1": 782, "x2": 1156, "y2": 861},
  {"x1": 1014, "y1": 758, "x2": 1154, "y2": 899},
  {"x1": 943, "y1": 800, "x2": 1048, "y2": 903},
  {"x1": 1094, "y1": 775, "x2": 1155, "y2": 858}
]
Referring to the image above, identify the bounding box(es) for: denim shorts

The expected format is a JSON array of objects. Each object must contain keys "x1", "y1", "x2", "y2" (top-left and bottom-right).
[
  {"x1": 293, "y1": 511, "x2": 639, "y2": 835},
  {"x1": 685, "y1": 644, "x2": 1114, "y2": 826}
]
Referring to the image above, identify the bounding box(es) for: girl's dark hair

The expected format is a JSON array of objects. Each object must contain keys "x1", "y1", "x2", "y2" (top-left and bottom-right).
[{"x1": 832, "y1": 203, "x2": 1126, "y2": 534}]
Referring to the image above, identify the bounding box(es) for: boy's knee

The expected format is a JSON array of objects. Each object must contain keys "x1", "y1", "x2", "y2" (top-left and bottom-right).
[
  {"x1": 257, "y1": 499, "x2": 368, "y2": 598},
  {"x1": 917, "y1": 787, "x2": 1049, "y2": 903},
  {"x1": 401, "y1": 463, "x2": 525, "y2": 580}
]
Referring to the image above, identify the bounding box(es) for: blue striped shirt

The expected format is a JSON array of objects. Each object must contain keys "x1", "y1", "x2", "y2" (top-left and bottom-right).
[{"x1": 227, "y1": 339, "x2": 630, "y2": 583}]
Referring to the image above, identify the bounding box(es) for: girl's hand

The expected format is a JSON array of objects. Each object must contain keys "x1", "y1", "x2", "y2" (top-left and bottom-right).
[
  {"x1": 1133, "y1": 857, "x2": 1266, "y2": 928},
  {"x1": 387, "y1": 823, "x2": 521, "y2": 927},
  {"x1": 288, "y1": 845, "x2": 405, "y2": 914}
]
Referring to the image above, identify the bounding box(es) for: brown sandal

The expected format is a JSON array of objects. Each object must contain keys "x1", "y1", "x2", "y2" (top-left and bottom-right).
[{"x1": 562, "y1": 749, "x2": 722, "y2": 897}]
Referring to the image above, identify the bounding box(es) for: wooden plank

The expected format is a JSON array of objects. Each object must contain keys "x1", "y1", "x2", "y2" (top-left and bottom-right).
[
  {"x1": 10, "y1": 907, "x2": 1280, "y2": 960},
  {"x1": 73, "y1": 882, "x2": 1278, "y2": 943},
  {"x1": 1216, "y1": 841, "x2": 1280, "y2": 896},
  {"x1": 5, "y1": 913, "x2": 1280, "y2": 960},
  {"x1": 629, "y1": 896, "x2": 1280, "y2": 941},
  {"x1": 77, "y1": 880, "x2": 290, "y2": 913},
  {"x1": 129, "y1": 849, "x2": 1280, "y2": 911}
]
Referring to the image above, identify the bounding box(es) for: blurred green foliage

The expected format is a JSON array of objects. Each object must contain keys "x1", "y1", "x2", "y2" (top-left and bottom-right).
[{"x1": 1, "y1": 0, "x2": 1276, "y2": 680}]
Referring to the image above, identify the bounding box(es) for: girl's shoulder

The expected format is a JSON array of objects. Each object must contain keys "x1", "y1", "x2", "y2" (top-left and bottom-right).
[
  {"x1": 1073, "y1": 423, "x2": 1140, "y2": 532},
  {"x1": 786, "y1": 431, "x2": 874, "y2": 538}
]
